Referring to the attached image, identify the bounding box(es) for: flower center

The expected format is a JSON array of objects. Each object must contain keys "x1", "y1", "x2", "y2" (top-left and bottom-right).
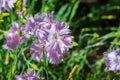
[
  {"x1": 54, "y1": 35, "x2": 58, "y2": 40},
  {"x1": 35, "y1": 26, "x2": 39, "y2": 30}
]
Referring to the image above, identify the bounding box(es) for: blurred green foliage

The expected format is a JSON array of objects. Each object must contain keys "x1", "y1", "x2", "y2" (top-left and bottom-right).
[{"x1": 0, "y1": 0, "x2": 120, "y2": 80}]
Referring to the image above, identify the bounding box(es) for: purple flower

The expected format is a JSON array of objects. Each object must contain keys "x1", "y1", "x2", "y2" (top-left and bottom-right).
[
  {"x1": 30, "y1": 40, "x2": 44, "y2": 61},
  {"x1": 3, "y1": 22, "x2": 29, "y2": 50},
  {"x1": 45, "y1": 22, "x2": 73, "y2": 64},
  {"x1": 15, "y1": 69, "x2": 44, "y2": 80},
  {"x1": 26, "y1": 14, "x2": 48, "y2": 44},
  {"x1": 104, "y1": 49, "x2": 120, "y2": 72},
  {"x1": 0, "y1": 0, "x2": 17, "y2": 13},
  {"x1": 3, "y1": 22, "x2": 20, "y2": 50},
  {"x1": 3, "y1": 0, "x2": 17, "y2": 11}
]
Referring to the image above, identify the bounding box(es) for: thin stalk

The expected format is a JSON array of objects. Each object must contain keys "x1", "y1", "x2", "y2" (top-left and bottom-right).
[{"x1": 43, "y1": 47, "x2": 48, "y2": 80}]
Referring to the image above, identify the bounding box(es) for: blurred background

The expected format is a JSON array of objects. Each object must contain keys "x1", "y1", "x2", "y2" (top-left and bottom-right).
[{"x1": 0, "y1": 0, "x2": 120, "y2": 80}]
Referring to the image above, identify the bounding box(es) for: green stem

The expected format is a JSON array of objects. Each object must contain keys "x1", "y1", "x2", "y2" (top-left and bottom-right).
[
  {"x1": 21, "y1": 50, "x2": 31, "y2": 69},
  {"x1": 10, "y1": 10, "x2": 13, "y2": 23},
  {"x1": 43, "y1": 48, "x2": 48, "y2": 80}
]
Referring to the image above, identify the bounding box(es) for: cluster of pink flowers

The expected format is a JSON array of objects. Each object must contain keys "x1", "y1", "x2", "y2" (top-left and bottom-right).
[
  {"x1": 3, "y1": 12, "x2": 73, "y2": 64},
  {"x1": 26, "y1": 13, "x2": 73, "y2": 64}
]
